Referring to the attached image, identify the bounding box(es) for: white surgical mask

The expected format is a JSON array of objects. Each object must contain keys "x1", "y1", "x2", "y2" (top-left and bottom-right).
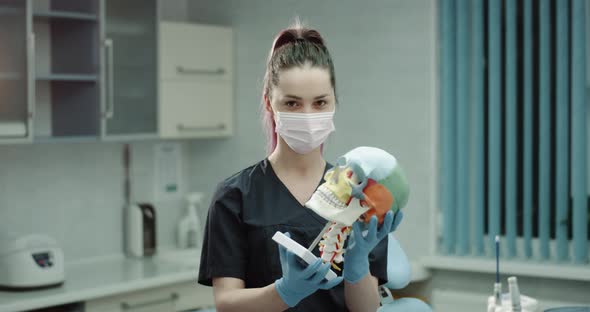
[{"x1": 274, "y1": 111, "x2": 335, "y2": 154}]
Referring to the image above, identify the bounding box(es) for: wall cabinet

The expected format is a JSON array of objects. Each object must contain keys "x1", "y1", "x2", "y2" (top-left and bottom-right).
[
  {"x1": 159, "y1": 22, "x2": 233, "y2": 139},
  {"x1": 0, "y1": 1, "x2": 233, "y2": 143},
  {"x1": 0, "y1": 0, "x2": 158, "y2": 143}
]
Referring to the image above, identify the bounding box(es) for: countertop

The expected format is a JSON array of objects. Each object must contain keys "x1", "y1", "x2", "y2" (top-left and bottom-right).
[
  {"x1": 0, "y1": 247, "x2": 430, "y2": 312},
  {"x1": 0, "y1": 248, "x2": 201, "y2": 312}
]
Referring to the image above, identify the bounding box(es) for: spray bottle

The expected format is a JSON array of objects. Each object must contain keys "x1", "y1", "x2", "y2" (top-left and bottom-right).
[{"x1": 177, "y1": 192, "x2": 204, "y2": 249}]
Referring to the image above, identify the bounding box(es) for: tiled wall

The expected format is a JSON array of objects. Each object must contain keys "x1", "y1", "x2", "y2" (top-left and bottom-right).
[{"x1": 0, "y1": 141, "x2": 192, "y2": 261}]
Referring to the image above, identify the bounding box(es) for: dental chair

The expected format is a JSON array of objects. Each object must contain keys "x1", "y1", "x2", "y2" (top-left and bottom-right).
[{"x1": 377, "y1": 233, "x2": 433, "y2": 312}]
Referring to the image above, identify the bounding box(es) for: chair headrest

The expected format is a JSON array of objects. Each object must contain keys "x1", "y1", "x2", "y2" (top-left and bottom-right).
[{"x1": 384, "y1": 233, "x2": 411, "y2": 289}]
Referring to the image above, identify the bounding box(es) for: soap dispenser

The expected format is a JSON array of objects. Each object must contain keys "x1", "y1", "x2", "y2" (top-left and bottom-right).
[{"x1": 177, "y1": 192, "x2": 204, "y2": 249}]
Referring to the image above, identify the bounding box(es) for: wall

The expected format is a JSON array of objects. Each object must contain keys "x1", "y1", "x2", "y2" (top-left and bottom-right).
[{"x1": 187, "y1": 0, "x2": 437, "y2": 262}]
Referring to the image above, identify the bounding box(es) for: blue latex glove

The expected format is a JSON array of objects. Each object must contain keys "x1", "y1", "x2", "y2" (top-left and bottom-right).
[
  {"x1": 275, "y1": 232, "x2": 344, "y2": 307},
  {"x1": 343, "y1": 210, "x2": 403, "y2": 284}
]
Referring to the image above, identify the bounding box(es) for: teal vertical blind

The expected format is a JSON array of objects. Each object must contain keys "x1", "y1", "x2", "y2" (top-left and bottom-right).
[
  {"x1": 523, "y1": 0, "x2": 533, "y2": 259},
  {"x1": 439, "y1": 0, "x2": 589, "y2": 264},
  {"x1": 571, "y1": 0, "x2": 588, "y2": 264},
  {"x1": 487, "y1": 0, "x2": 502, "y2": 253},
  {"x1": 457, "y1": 0, "x2": 470, "y2": 255},
  {"x1": 441, "y1": 0, "x2": 457, "y2": 255},
  {"x1": 505, "y1": 0, "x2": 517, "y2": 258},
  {"x1": 471, "y1": 0, "x2": 485, "y2": 256},
  {"x1": 538, "y1": 0, "x2": 551, "y2": 260},
  {"x1": 555, "y1": 0, "x2": 570, "y2": 262}
]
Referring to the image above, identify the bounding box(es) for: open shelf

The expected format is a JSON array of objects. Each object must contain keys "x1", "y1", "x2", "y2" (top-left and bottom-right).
[
  {"x1": 36, "y1": 73, "x2": 98, "y2": 82},
  {"x1": 34, "y1": 10, "x2": 97, "y2": 21},
  {"x1": 33, "y1": 0, "x2": 99, "y2": 15},
  {"x1": 33, "y1": 80, "x2": 101, "y2": 139},
  {"x1": 0, "y1": 121, "x2": 27, "y2": 137},
  {"x1": 0, "y1": 7, "x2": 22, "y2": 16},
  {"x1": 28, "y1": 0, "x2": 101, "y2": 141},
  {"x1": 34, "y1": 135, "x2": 99, "y2": 143},
  {"x1": 0, "y1": 72, "x2": 22, "y2": 80}
]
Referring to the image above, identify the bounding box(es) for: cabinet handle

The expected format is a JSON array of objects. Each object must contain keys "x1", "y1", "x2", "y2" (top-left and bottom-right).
[
  {"x1": 177, "y1": 123, "x2": 226, "y2": 132},
  {"x1": 120, "y1": 292, "x2": 179, "y2": 310},
  {"x1": 176, "y1": 66, "x2": 226, "y2": 76},
  {"x1": 104, "y1": 38, "x2": 115, "y2": 119},
  {"x1": 27, "y1": 33, "x2": 36, "y2": 124}
]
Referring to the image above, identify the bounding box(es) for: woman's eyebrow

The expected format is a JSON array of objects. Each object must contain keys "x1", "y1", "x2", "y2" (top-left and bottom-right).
[
  {"x1": 285, "y1": 94, "x2": 303, "y2": 99},
  {"x1": 284, "y1": 94, "x2": 329, "y2": 100}
]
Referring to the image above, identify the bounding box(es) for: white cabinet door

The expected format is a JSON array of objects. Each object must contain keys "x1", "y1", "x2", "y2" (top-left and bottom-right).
[
  {"x1": 159, "y1": 22, "x2": 232, "y2": 82},
  {"x1": 120, "y1": 300, "x2": 175, "y2": 312},
  {"x1": 159, "y1": 79, "x2": 232, "y2": 139},
  {"x1": 85, "y1": 288, "x2": 178, "y2": 312},
  {"x1": 158, "y1": 22, "x2": 233, "y2": 139},
  {"x1": 85, "y1": 281, "x2": 215, "y2": 312}
]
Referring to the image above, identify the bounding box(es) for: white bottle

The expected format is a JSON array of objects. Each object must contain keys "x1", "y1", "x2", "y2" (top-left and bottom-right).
[
  {"x1": 177, "y1": 192, "x2": 204, "y2": 249},
  {"x1": 508, "y1": 276, "x2": 521, "y2": 312}
]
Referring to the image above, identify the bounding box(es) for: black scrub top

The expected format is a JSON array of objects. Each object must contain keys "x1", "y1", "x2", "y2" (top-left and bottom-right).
[{"x1": 198, "y1": 159, "x2": 389, "y2": 311}]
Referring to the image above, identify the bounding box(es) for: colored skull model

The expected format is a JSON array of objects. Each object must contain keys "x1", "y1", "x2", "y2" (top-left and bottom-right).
[{"x1": 305, "y1": 146, "x2": 409, "y2": 264}]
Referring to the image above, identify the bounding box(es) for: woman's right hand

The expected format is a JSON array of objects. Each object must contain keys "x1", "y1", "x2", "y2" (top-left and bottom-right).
[{"x1": 274, "y1": 233, "x2": 343, "y2": 307}]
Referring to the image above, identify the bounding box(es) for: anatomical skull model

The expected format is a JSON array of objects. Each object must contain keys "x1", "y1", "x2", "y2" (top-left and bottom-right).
[{"x1": 305, "y1": 146, "x2": 409, "y2": 265}]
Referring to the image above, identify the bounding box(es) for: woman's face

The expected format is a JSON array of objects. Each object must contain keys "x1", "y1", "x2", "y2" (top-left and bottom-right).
[{"x1": 269, "y1": 64, "x2": 336, "y2": 114}]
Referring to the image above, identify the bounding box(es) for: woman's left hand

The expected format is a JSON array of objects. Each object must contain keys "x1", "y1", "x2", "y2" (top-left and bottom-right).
[{"x1": 342, "y1": 210, "x2": 403, "y2": 283}]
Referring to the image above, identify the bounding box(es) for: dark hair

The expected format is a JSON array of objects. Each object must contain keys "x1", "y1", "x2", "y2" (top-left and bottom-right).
[{"x1": 261, "y1": 21, "x2": 337, "y2": 154}]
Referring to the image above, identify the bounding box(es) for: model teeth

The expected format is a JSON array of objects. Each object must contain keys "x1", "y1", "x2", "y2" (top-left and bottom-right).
[
  {"x1": 314, "y1": 184, "x2": 347, "y2": 210},
  {"x1": 306, "y1": 182, "x2": 366, "y2": 226}
]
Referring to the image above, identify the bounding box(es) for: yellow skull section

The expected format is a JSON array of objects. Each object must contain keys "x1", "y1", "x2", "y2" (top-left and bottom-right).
[{"x1": 323, "y1": 167, "x2": 358, "y2": 206}]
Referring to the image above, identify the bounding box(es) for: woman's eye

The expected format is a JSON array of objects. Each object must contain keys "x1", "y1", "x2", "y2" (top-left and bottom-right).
[
  {"x1": 315, "y1": 100, "x2": 327, "y2": 107},
  {"x1": 285, "y1": 101, "x2": 298, "y2": 107}
]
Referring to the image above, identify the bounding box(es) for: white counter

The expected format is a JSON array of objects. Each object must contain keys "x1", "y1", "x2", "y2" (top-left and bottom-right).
[
  {"x1": 0, "y1": 249, "x2": 201, "y2": 312},
  {"x1": 0, "y1": 248, "x2": 430, "y2": 312}
]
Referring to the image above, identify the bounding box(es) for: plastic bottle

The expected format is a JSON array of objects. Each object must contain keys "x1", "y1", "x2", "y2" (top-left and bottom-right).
[
  {"x1": 508, "y1": 276, "x2": 522, "y2": 312},
  {"x1": 177, "y1": 192, "x2": 204, "y2": 249}
]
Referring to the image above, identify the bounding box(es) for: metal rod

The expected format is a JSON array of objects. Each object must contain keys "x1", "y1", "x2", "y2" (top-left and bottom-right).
[
  {"x1": 177, "y1": 123, "x2": 226, "y2": 131},
  {"x1": 123, "y1": 144, "x2": 131, "y2": 206},
  {"x1": 176, "y1": 66, "x2": 225, "y2": 76},
  {"x1": 104, "y1": 38, "x2": 114, "y2": 119},
  {"x1": 308, "y1": 222, "x2": 332, "y2": 252}
]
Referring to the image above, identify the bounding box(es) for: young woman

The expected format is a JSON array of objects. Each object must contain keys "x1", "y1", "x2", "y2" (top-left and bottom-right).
[{"x1": 198, "y1": 22, "x2": 400, "y2": 312}]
